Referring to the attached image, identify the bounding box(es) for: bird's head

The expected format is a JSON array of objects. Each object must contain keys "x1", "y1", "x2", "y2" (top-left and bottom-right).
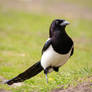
[{"x1": 49, "y1": 19, "x2": 70, "y2": 37}]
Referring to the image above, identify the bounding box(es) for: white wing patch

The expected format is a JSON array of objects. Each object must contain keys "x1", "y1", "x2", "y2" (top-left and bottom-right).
[{"x1": 41, "y1": 45, "x2": 72, "y2": 69}]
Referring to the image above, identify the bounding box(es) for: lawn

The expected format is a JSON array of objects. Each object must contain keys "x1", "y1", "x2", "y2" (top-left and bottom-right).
[{"x1": 0, "y1": 9, "x2": 92, "y2": 92}]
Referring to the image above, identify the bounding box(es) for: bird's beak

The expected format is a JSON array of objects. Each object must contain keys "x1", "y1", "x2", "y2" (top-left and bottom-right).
[{"x1": 60, "y1": 20, "x2": 70, "y2": 26}]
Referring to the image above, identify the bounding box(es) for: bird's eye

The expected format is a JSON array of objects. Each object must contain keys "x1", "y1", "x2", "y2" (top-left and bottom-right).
[{"x1": 55, "y1": 21, "x2": 59, "y2": 25}]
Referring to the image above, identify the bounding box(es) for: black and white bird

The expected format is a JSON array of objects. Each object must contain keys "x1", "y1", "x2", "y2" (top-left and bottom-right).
[{"x1": 5, "y1": 19, "x2": 74, "y2": 85}]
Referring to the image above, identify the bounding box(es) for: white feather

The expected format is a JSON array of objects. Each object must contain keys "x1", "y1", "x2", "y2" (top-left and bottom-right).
[{"x1": 41, "y1": 45, "x2": 72, "y2": 70}]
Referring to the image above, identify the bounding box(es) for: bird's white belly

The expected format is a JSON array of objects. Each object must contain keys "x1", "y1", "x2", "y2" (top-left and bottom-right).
[{"x1": 41, "y1": 45, "x2": 72, "y2": 69}]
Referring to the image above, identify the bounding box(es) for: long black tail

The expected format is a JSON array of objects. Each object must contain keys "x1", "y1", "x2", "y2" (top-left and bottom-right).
[{"x1": 5, "y1": 61, "x2": 43, "y2": 85}]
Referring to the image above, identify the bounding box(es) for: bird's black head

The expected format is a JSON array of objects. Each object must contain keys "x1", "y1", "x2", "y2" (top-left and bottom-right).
[{"x1": 49, "y1": 19, "x2": 70, "y2": 37}]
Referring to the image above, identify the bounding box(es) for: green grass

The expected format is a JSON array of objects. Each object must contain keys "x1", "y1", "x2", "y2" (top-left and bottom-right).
[{"x1": 0, "y1": 9, "x2": 92, "y2": 92}]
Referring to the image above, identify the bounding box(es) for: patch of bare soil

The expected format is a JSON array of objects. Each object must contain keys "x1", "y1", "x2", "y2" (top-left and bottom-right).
[
  {"x1": 52, "y1": 82, "x2": 92, "y2": 92},
  {"x1": 0, "y1": 76, "x2": 6, "y2": 83},
  {"x1": 0, "y1": 76, "x2": 11, "y2": 92},
  {"x1": 0, "y1": 89, "x2": 11, "y2": 92}
]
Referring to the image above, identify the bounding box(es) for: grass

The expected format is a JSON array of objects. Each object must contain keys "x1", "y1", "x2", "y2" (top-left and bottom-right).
[{"x1": 0, "y1": 9, "x2": 92, "y2": 92}]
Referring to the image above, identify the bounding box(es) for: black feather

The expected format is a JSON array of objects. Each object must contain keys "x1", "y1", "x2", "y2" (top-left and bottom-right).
[
  {"x1": 70, "y1": 47, "x2": 74, "y2": 57},
  {"x1": 42, "y1": 39, "x2": 52, "y2": 54},
  {"x1": 5, "y1": 61, "x2": 43, "y2": 85}
]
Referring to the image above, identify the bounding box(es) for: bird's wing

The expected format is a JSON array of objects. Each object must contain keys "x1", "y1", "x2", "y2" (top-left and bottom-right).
[
  {"x1": 70, "y1": 45, "x2": 74, "y2": 57},
  {"x1": 42, "y1": 38, "x2": 52, "y2": 54}
]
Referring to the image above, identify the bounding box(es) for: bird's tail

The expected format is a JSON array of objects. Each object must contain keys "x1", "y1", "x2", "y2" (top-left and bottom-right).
[{"x1": 5, "y1": 61, "x2": 43, "y2": 85}]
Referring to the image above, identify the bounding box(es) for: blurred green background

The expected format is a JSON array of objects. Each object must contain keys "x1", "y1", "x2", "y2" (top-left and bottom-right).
[{"x1": 0, "y1": 0, "x2": 92, "y2": 92}]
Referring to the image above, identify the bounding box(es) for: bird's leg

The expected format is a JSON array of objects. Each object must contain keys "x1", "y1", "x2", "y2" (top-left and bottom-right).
[
  {"x1": 45, "y1": 73, "x2": 48, "y2": 83},
  {"x1": 44, "y1": 69, "x2": 48, "y2": 83}
]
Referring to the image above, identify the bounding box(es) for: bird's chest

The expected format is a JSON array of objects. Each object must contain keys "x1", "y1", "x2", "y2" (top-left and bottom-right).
[
  {"x1": 52, "y1": 35, "x2": 72, "y2": 54},
  {"x1": 41, "y1": 45, "x2": 72, "y2": 69}
]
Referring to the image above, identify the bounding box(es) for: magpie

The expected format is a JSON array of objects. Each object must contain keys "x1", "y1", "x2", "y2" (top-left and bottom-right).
[{"x1": 5, "y1": 19, "x2": 74, "y2": 85}]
